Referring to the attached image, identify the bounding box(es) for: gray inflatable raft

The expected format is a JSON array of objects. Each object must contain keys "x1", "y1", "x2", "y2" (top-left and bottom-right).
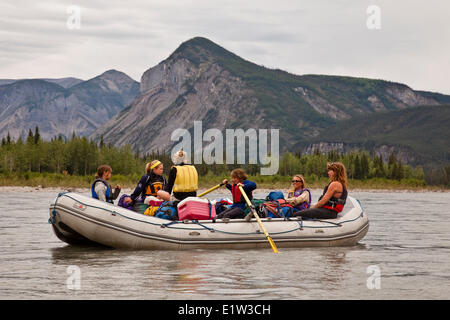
[{"x1": 49, "y1": 192, "x2": 369, "y2": 250}]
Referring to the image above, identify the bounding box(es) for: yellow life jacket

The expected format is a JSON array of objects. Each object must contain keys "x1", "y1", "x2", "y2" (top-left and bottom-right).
[
  {"x1": 145, "y1": 181, "x2": 164, "y2": 197},
  {"x1": 173, "y1": 165, "x2": 198, "y2": 193},
  {"x1": 144, "y1": 206, "x2": 159, "y2": 216}
]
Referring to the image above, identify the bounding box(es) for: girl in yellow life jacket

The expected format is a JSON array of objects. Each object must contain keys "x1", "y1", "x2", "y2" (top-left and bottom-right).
[{"x1": 123, "y1": 160, "x2": 167, "y2": 205}]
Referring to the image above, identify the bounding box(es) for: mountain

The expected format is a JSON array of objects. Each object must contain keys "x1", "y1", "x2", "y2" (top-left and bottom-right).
[
  {"x1": 0, "y1": 77, "x2": 83, "y2": 89},
  {"x1": 39, "y1": 77, "x2": 84, "y2": 89},
  {"x1": 0, "y1": 70, "x2": 139, "y2": 140},
  {"x1": 91, "y1": 37, "x2": 449, "y2": 166},
  {"x1": 0, "y1": 79, "x2": 18, "y2": 86}
]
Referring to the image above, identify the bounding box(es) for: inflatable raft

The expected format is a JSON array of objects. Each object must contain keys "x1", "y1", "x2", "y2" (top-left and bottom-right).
[{"x1": 49, "y1": 192, "x2": 369, "y2": 250}]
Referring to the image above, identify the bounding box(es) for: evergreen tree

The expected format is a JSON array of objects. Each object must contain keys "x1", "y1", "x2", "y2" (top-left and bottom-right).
[
  {"x1": 361, "y1": 152, "x2": 370, "y2": 179},
  {"x1": 354, "y1": 154, "x2": 362, "y2": 179},
  {"x1": 373, "y1": 154, "x2": 385, "y2": 178},
  {"x1": 390, "y1": 162, "x2": 398, "y2": 180},
  {"x1": 388, "y1": 151, "x2": 396, "y2": 168},
  {"x1": 396, "y1": 161, "x2": 404, "y2": 180},
  {"x1": 444, "y1": 166, "x2": 450, "y2": 186},
  {"x1": 34, "y1": 126, "x2": 41, "y2": 144},
  {"x1": 26, "y1": 129, "x2": 34, "y2": 145}
]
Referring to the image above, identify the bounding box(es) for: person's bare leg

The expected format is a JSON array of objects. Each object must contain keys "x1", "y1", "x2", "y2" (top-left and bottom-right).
[{"x1": 157, "y1": 190, "x2": 171, "y2": 201}]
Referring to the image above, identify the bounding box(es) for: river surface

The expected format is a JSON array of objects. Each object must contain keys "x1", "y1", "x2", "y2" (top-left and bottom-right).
[{"x1": 0, "y1": 189, "x2": 449, "y2": 300}]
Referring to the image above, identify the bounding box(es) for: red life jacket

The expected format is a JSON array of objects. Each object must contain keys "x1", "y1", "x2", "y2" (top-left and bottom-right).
[
  {"x1": 231, "y1": 184, "x2": 251, "y2": 204},
  {"x1": 320, "y1": 183, "x2": 347, "y2": 213}
]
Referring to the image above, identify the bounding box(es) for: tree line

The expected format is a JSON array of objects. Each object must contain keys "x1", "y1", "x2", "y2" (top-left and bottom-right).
[
  {"x1": 1, "y1": 128, "x2": 143, "y2": 177},
  {"x1": 1, "y1": 127, "x2": 447, "y2": 186}
]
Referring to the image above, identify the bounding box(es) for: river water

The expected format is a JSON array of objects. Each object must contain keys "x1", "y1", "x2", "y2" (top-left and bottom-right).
[{"x1": 0, "y1": 189, "x2": 449, "y2": 300}]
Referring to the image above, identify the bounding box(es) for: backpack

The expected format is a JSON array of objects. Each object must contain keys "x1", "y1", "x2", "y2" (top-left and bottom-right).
[
  {"x1": 266, "y1": 191, "x2": 284, "y2": 201},
  {"x1": 263, "y1": 199, "x2": 294, "y2": 218},
  {"x1": 118, "y1": 194, "x2": 134, "y2": 210},
  {"x1": 154, "y1": 201, "x2": 178, "y2": 220},
  {"x1": 244, "y1": 199, "x2": 267, "y2": 218}
]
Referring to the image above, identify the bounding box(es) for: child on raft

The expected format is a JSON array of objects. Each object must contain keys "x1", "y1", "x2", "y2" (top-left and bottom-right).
[{"x1": 216, "y1": 168, "x2": 257, "y2": 220}]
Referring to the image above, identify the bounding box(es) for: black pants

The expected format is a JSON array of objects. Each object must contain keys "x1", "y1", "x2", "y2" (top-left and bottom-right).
[
  {"x1": 216, "y1": 207, "x2": 245, "y2": 219},
  {"x1": 292, "y1": 207, "x2": 337, "y2": 219}
]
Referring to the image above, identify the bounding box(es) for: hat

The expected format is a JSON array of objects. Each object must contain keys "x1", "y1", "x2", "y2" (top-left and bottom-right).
[{"x1": 172, "y1": 149, "x2": 188, "y2": 165}]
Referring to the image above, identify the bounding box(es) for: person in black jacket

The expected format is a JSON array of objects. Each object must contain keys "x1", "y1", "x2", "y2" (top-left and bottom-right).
[{"x1": 123, "y1": 160, "x2": 167, "y2": 207}]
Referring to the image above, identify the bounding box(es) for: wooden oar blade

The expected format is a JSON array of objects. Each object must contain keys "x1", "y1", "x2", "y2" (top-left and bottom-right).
[
  {"x1": 267, "y1": 236, "x2": 279, "y2": 253},
  {"x1": 237, "y1": 185, "x2": 279, "y2": 254}
]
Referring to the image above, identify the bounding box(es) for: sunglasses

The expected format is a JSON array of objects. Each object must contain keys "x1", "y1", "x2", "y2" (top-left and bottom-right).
[{"x1": 292, "y1": 180, "x2": 302, "y2": 183}]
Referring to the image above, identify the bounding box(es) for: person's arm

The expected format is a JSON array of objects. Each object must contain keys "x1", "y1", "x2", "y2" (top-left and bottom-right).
[
  {"x1": 164, "y1": 167, "x2": 177, "y2": 194},
  {"x1": 129, "y1": 175, "x2": 147, "y2": 202},
  {"x1": 313, "y1": 182, "x2": 341, "y2": 208},
  {"x1": 286, "y1": 191, "x2": 309, "y2": 206},
  {"x1": 242, "y1": 180, "x2": 257, "y2": 193},
  {"x1": 112, "y1": 186, "x2": 121, "y2": 200},
  {"x1": 94, "y1": 183, "x2": 107, "y2": 202}
]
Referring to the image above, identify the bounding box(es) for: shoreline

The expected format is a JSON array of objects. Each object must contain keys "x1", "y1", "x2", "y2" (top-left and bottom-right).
[{"x1": 1, "y1": 185, "x2": 449, "y2": 193}]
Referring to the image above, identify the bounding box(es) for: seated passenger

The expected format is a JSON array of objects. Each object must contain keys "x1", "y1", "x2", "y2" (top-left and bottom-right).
[
  {"x1": 286, "y1": 174, "x2": 311, "y2": 212},
  {"x1": 157, "y1": 150, "x2": 198, "y2": 202},
  {"x1": 123, "y1": 160, "x2": 167, "y2": 207},
  {"x1": 216, "y1": 168, "x2": 257, "y2": 220},
  {"x1": 91, "y1": 165, "x2": 121, "y2": 204},
  {"x1": 292, "y1": 162, "x2": 348, "y2": 219}
]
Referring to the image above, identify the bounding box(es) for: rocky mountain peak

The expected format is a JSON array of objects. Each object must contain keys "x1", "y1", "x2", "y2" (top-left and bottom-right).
[
  {"x1": 98, "y1": 69, "x2": 134, "y2": 81},
  {"x1": 140, "y1": 37, "x2": 244, "y2": 95},
  {"x1": 168, "y1": 37, "x2": 239, "y2": 65},
  {"x1": 75, "y1": 69, "x2": 137, "y2": 89}
]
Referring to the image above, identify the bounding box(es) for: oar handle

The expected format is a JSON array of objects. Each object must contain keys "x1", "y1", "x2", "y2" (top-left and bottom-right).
[{"x1": 198, "y1": 182, "x2": 225, "y2": 198}]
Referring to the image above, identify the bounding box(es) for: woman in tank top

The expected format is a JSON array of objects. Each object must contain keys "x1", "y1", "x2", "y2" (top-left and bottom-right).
[{"x1": 292, "y1": 162, "x2": 348, "y2": 219}]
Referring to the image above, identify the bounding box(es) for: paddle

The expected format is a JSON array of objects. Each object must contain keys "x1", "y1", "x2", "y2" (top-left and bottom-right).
[
  {"x1": 238, "y1": 185, "x2": 279, "y2": 253},
  {"x1": 198, "y1": 183, "x2": 225, "y2": 197}
]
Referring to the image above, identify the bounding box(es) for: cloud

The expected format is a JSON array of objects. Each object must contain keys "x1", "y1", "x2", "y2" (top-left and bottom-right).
[{"x1": 0, "y1": 0, "x2": 449, "y2": 94}]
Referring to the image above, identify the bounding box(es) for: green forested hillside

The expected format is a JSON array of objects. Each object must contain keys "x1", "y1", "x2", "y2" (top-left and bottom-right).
[{"x1": 313, "y1": 104, "x2": 450, "y2": 166}]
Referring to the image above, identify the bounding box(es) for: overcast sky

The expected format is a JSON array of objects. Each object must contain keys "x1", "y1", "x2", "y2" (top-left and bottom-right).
[{"x1": 1, "y1": 0, "x2": 449, "y2": 94}]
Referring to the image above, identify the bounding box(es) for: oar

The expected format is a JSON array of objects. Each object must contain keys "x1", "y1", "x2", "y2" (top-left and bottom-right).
[
  {"x1": 198, "y1": 183, "x2": 225, "y2": 197},
  {"x1": 238, "y1": 185, "x2": 279, "y2": 253}
]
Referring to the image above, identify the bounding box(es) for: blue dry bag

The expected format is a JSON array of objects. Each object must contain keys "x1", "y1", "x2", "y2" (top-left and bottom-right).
[{"x1": 266, "y1": 191, "x2": 284, "y2": 201}]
